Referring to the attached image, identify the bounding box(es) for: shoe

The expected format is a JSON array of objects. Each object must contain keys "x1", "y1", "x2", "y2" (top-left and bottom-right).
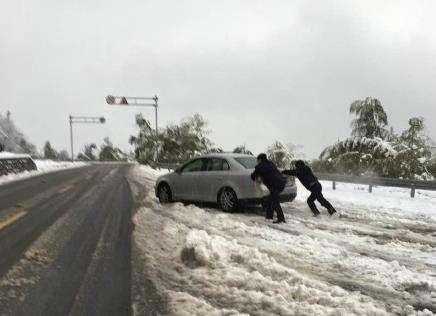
[
  {"x1": 273, "y1": 219, "x2": 286, "y2": 224},
  {"x1": 312, "y1": 210, "x2": 321, "y2": 217},
  {"x1": 328, "y1": 208, "x2": 337, "y2": 216}
]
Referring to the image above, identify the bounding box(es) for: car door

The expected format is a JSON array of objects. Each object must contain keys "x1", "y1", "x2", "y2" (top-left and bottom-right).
[
  {"x1": 196, "y1": 158, "x2": 231, "y2": 202},
  {"x1": 172, "y1": 158, "x2": 205, "y2": 200}
]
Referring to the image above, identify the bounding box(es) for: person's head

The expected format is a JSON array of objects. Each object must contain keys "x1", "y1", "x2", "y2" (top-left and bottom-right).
[
  {"x1": 257, "y1": 153, "x2": 267, "y2": 164},
  {"x1": 294, "y1": 160, "x2": 305, "y2": 169}
]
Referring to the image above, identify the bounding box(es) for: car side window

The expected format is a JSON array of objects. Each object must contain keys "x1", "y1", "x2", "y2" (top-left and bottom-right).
[
  {"x1": 222, "y1": 160, "x2": 230, "y2": 171},
  {"x1": 205, "y1": 158, "x2": 230, "y2": 171},
  {"x1": 211, "y1": 158, "x2": 222, "y2": 171},
  {"x1": 182, "y1": 159, "x2": 204, "y2": 172}
]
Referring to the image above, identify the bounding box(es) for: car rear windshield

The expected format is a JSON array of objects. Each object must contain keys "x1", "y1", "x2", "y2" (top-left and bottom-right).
[{"x1": 234, "y1": 157, "x2": 257, "y2": 169}]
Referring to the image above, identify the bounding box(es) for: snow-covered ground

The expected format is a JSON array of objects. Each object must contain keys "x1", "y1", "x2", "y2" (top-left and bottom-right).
[
  {"x1": 128, "y1": 165, "x2": 436, "y2": 315},
  {"x1": 0, "y1": 159, "x2": 87, "y2": 185},
  {"x1": 0, "y1": 151, "x2": 31, "y2": 159}
]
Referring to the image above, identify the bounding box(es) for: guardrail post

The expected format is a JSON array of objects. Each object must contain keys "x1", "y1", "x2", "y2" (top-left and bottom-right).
[
  {"x1": 369, "y1": 184, "x2": 373, "y2": 193},
  {"x1": 411, "y1": 184, "x2": 415, "y2": 198},
  {"x1": 332, "y1": 181, "x2": 336, "y2": 190}
]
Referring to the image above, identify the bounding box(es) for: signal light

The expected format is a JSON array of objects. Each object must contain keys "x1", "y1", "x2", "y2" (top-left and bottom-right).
[{"x1": 120, "y1": 97, "x2": 128, "y2": 105}]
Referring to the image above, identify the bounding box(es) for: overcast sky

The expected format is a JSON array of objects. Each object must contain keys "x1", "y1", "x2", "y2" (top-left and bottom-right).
[{"x1": 1, "y1": 0, "x2": 435, "y2": 158}]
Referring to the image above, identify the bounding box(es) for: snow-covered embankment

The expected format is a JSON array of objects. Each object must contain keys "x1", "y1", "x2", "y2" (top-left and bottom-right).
[
  {"x1": 0, "y1": 159, "x2": 87, "y2": 185},
  {"x1": 128, "y1": 165, "x2": 436, "y2": 315}
]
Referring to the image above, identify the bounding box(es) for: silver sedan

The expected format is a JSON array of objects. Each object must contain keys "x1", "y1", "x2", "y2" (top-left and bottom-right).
[{"x1": 155, "y1": 153, "x2": 297, "y2": 211}]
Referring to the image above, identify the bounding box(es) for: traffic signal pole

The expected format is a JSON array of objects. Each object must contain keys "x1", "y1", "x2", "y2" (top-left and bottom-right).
[
  {"x1": 105, "y1": 95, "x2": 158, "y2": 137},
  {"x1": 105, "y1": 94, "x2": 159, "y2": 161},
  {"x1": 68, "y1": 115, "x2": 106, "y2": 162}
]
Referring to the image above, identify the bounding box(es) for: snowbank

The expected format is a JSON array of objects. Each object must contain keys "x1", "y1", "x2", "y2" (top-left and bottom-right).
[
  {"x1": 0, "y1": 151, "x2": 30, "y2": 159},
  {"x1": 303, "y1": 181, "x2": 436, "y2": 220},
  {"x1": 128, "y1": 166, "x2": 436, "y2": 315},
  {"x1": 134, "y1": 164, "x2": 170, "y2": 178},
  {"x1": 0, "y1": 160, "x2": 87, "y2": 185}
]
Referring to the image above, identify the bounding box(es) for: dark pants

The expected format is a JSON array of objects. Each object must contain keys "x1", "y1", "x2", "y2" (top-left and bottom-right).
[
  {"x1": 307, "y1": 182, "x2": 333, "y2": 214},
  {"x1": 264, "y1": 184, "x2": 285, "y2": 221}
]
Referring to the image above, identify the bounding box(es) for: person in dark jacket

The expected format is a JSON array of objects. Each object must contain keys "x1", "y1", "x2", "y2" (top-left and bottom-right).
[
  {"x1": 251, "y1": 153, "x2": 287, "y2": 223},
  {"x1": 283, "y1": 160, "x2": 336, "y2": 216}
]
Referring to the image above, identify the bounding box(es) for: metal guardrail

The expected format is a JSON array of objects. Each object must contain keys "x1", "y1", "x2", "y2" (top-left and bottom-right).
[
  {"x1": 154, "y1": 162, "x2": 436, "y2": 198},
  {"x1": 0, "y1": 157, "x2": 37, "y2": 176},
  {"x1": 316, "y1": 173, "x2": 436, "y2": 198}
]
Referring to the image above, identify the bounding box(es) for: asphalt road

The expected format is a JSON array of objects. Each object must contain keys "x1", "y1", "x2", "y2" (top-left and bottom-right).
[{"x1": 0, "y1": 164, "x2": 135, "y2": 316}]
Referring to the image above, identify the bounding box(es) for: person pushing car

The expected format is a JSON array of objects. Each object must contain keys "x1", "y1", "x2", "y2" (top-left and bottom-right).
[
  {"x1": 251, "y1": 153, "x2": 287, "y2": 224},
  {"x1": 282, "y1": 160, "x2": 337, "y2": 217}
]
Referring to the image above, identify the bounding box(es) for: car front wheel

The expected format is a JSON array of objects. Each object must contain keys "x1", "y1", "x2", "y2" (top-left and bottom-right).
[
  {"x1": 158, "y1": 183, "x2": 173, "y2": 203},
  {"x1": 218, "y1": 187, "x2": 238, "y2": 212}
]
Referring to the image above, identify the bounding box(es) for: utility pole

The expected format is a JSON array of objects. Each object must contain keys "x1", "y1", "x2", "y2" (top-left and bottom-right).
[
  {"x1": 68, "y1": 115, "x2": 106, "y2": 162},
  {"x1": 69, "y1": 115, "x2": 73, "y2": 161}
]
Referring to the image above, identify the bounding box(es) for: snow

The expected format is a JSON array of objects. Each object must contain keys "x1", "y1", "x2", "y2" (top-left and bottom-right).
[
  {"x1": 308, "y1": 181, "x2": 436, "y2": 221},
  {"x1": 320, "y1": 137, "x2": 398, "y2": 160},
  {"x1": 129, "y1": 165, "x2": 436, "y2": 315},
  {"x1": 0, "y1": 151, "x2": 30, "y2": 159},
  {"x1": 0, "y1": 159, "x2": 87, "y2": 185},
  {"x1": 134, "y1": 164, "x2": 170, "y2": 178}
]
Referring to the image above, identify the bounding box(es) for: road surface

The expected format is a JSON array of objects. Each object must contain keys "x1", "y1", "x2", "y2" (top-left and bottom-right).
[{"x1": 0, "y1": 164, "x2": 137, "y2": 316}]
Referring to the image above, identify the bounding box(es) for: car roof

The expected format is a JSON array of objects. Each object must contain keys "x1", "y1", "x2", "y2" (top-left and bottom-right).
[{"x1": 196, "y1": 153, "x2": 255, "y2": 159}]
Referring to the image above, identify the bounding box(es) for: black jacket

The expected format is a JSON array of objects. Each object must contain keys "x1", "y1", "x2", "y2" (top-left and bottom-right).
[
  {"x1": 251, "y1": 160, "x2": 287, "y2": 191},
  {"x1": 282, "y1": 164, "x2": 319, "y2": 190}
]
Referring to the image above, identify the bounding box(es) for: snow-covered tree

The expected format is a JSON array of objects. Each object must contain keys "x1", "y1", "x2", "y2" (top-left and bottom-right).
[
  {"x1": 317, "y1": 137, "x2": 397, "y2": 176},
  {"x1": 266, "y1": 141, "x2": 294, "y2": 169},
  {"x1": 129, "y1": 114, "x2": 158, "y2": 164},
  {"x1": 232, "y1": 145, "x2": 253, "y2": 155},
  {"x1": 77, "y1": 143, "x2": 97, "y2": 161},
  {"x1": 208, "y1": 147, "x2": 224, "y2": 153},
  {"x1": 43, "y1": 141, "x2": 58, "y2": 160},
  {"x1": 390, "y1": 117, "x2": 432, "y2": 179},
  {"x1": 0, "y1": 111, "x2": 37, "y2": 155},
  {"x1": 57, "y1": 150, "x2": 70, "y2": 161},
  {"x1": 317, "y1": 101, "x2": 433, "y2": 179},
  {"x1": 99, "y1": 137, "x2": 126, "y2": 161},
  {"x1": 320, "y1": 137, "x2": 396, "y2": 161},
  {"x1": 399, "y1": 117, "x2": 429, "y2": 150},
  {"x1": 130, "y1": 113, "x2": 214, "y2": 164},
  {"x1": 350, "y1": 97, "x2": 388, "y2": 139},
  {"x1": 317, "y1": 119, "x2": 433, "y2": 179}
]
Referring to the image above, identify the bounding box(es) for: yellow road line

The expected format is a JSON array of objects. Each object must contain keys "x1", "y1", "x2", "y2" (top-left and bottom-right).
[
  {"x1": 0, "y1": 211, "x2": 27, "y2": 231},
  {"x1": 57, "y1": 185, "x2": 74, "y2": 194}
]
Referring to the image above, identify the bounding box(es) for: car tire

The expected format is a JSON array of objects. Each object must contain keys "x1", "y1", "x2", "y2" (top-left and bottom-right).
[
  {"x1": 158, "y1": 183, "x2": 173, "y2": 203},
  {"x1": 218, "y1": 187, "x2": 238, "y2": 212}
]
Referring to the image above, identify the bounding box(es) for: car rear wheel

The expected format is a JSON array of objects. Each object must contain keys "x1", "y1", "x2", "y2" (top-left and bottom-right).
[
  {"x1": 158, "y1": 183, "x2": 173, "y2": 203},
  {"x1": 218, "y1": 187, "x2": 238, "y2": 212}
]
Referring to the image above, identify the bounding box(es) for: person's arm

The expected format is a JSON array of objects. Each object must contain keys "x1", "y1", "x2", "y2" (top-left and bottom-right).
[
  {"x1": 282, "y1": 169, "x2": 297, "y2": 176},
  {"x1": 250, "y1": 167, "x2": 258, "y2": 181}
]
